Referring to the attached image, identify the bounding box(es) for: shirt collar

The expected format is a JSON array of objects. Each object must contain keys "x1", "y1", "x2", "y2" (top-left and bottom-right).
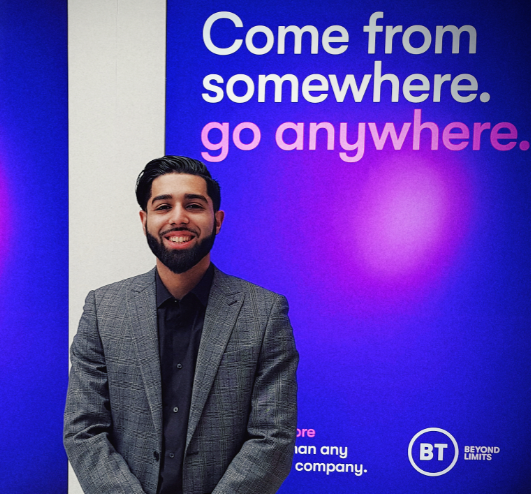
[{"x1": 155, "y1": 263, "x2": 214, "y2": 308}]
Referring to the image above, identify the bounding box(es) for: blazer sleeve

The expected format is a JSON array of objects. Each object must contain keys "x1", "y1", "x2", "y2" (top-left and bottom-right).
[
  {"x1": 63, "y1": 290, "x2": 146, "y2": 494},
  {"x1": 212, "y1": 293, "x2": 299, "y2": 494}
]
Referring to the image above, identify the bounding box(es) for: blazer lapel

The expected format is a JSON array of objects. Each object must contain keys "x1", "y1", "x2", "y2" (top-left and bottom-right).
[
  {"x1": 127, "y1": 269, "x2": 163, "y2": 439},
  {"x1": 186, "y1": 268, "x2": 243, "y2": 448}
]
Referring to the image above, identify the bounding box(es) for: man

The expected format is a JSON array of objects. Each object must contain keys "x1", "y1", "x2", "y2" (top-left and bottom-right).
[{"x1": 64, "y1": 156, "x2": 298, "y2": 494}]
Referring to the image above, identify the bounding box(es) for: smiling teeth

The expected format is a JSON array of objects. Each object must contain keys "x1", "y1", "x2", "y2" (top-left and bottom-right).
[{"x1": 169, "y1": 236, "x2": 191, "y2": 243}]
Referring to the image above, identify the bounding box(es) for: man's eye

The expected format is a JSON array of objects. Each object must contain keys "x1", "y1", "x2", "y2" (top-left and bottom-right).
[
  {"x1": 155, "y1": 204, "x2": 171, "y2": 211},
  {"x1": 187, "y1": 203, "x2": 204, "y2": 210}
]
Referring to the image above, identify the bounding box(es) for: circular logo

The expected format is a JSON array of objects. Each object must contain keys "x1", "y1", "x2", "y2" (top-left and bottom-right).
[{"x1": 408, "y1": 428, "x2": 458, "y2": 476}]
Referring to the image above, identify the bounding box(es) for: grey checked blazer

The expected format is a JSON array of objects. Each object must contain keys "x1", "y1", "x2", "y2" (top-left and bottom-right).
[{"x1": 64, "y1": 267, "x2": 298, "y2": 494}]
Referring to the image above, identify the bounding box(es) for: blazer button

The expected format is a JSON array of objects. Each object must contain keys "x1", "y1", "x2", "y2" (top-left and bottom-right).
[{"x1": 153, "y1": 451, "x2": 159, "y2": 462}]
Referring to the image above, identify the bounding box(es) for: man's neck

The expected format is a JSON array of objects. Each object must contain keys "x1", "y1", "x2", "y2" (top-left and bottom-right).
[{"x1": 156, "y1": 255, "x2": 211, "y2": 300}]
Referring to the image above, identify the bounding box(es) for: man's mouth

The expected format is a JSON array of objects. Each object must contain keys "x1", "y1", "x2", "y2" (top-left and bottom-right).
[
  {"x1": 161, "y1": 228, "x2": 197, "y2": 247},
  {"x1": 168, "y1": 235, "x2": 192, "y2": 244}
]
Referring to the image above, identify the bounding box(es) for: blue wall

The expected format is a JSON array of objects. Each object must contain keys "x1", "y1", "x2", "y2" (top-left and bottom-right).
[
  {"x1": 0, "y1": 1, "x2": 68, "y2": 492},
  {"x1": 166, "y1": 1, "x2": 530, "y2": 492}
]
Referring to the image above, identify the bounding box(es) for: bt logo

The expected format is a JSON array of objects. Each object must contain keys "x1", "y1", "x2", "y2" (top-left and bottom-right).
[{"x1": 408, "y1": 428, "x2": 458, "y2": 476}]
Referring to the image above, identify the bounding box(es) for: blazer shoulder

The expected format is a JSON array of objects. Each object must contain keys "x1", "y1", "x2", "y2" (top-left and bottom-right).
[
  {"x1": 214, "y1": 267, "x2": 287, "y2": 305},
  {"x1": 91, "y1": 268, "x2": 156, "y2": 304}
]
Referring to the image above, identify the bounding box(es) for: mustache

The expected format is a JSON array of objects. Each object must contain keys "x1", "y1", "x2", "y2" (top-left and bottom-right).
[{"x1": 160, "y1": 226, "x2": 198, "y2": 237}]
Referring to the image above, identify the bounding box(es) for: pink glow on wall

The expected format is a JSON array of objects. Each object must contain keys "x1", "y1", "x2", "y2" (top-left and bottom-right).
[{"x1": 347, "y1": 154, "x2": 471, "y2": 298}]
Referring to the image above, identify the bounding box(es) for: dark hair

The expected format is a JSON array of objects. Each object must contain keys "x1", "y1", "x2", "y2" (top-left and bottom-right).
[{"x1": 136, "y1": 156, "x2": 221, "y2": 211}]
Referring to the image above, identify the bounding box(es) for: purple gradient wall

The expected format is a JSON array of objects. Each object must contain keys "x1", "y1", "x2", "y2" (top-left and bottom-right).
[
  {"x1": 166, "y1": 0, "x2": 530, "y2": 492},
  {"x1": 0, "y1": 1, "x2": 68, "y2": 492}
]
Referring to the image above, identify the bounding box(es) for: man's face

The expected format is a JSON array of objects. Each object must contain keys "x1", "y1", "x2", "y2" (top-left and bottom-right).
[{"x1": 139, "y1": 173, "x2": 224, "y2": 274}]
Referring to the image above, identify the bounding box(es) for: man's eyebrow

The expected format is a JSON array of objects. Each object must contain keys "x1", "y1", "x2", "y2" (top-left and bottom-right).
[
  {"x1": 184, "y1": 193, "x2": 208, "y2": 203},
  {"x1": 150, "y1": 194, "x2": 172, "y2": 204},
  {"x1": 150, "y1": 193, "x2": 209, "y2": 205}
]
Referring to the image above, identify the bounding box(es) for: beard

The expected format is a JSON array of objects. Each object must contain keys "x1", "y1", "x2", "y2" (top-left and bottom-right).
[{"x1": 146, "y1": 226, "x2": 217, "y2": 274}]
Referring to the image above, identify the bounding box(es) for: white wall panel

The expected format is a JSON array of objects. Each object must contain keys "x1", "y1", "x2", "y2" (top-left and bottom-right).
[{"x1": 68, "y1": 1, "x2": 166, "y2": 491}]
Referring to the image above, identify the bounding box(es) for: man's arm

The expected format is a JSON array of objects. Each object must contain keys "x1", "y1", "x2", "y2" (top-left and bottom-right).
[
  {"x1": 212, "y1": 294, "x2": 299, "y2": 494},
  {"x1": 64, "y1": 290, "x2": 146, "y2": 494}
]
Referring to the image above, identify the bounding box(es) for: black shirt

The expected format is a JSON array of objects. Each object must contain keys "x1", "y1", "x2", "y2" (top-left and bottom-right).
[{"x1": 155, "y1": 264, "x2": 214, "y2": 494}]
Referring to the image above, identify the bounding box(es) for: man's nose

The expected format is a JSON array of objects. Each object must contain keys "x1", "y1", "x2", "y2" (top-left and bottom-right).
[{"x1": 170, "y1": 205, "x2": 189, "y2": 225}]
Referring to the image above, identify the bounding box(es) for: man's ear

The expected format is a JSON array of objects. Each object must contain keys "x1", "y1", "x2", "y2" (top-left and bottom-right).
[
  {"x1": 214, "y1": 210, "x2": 225, "y2": 234},
  {"x1": 139, "y1": 210, "x2": 147, "y2": 235}
]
